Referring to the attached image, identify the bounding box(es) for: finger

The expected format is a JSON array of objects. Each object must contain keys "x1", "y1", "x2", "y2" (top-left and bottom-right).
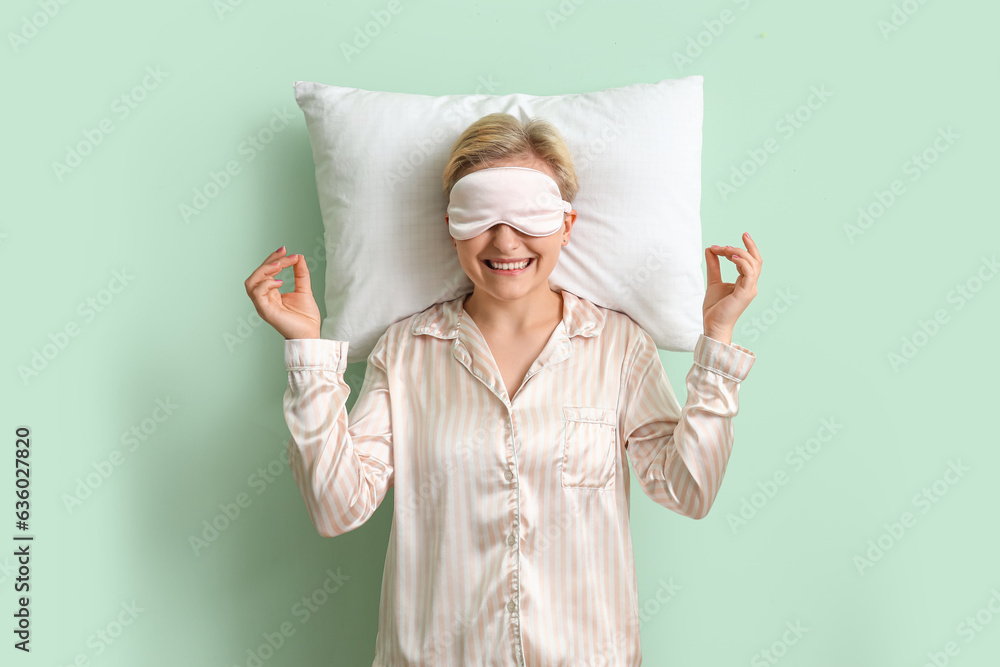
[
  {"x1": 729, "y1": 253, "x2": 745, "y2": 275},
  {"x1": 729, "y1": 254, "x2": 759, "y2": 293},
  {"x1": 263, "y1": 253, "x2": 303, "y2": 282},
  {"x1": 290, "y1": 254, "x2": 312, "y2": 294},
  {"x1": 248, "y1": 255, "x2": 293, "y2": 296},
  {"x1": 258, "y1": 246, "x2": 289, "y2": 272},
  {"x1": 245, "y1": 247, "x2": 289, "y2": 288},
  {"x1": 740, "y1": 232, "x2": 762, "y2": 263},
  {"x1": 714, "y1": 244, "x2": 757, "y2": 273},
  {"x1": 250, "y1": 268, "x2": 284, "y2": 302},
  {"x1": 245, "y1": 264, "x2": 271, "y2": 297},
  {"x1": 730, "y1": 252, "x2": 758, "y2": 276},
  {"x1": 709, "y1": 244, "x2": 737, "y2": 262},
  {"x1": 246, "y1": 259, "x2": 282, "y2": 291},
  {"x1": 710, "y1": 244, "x2": 741, "y2": 256},
  {"x1": 705, "y1": 247, "x2": 721, "y2": 286}
]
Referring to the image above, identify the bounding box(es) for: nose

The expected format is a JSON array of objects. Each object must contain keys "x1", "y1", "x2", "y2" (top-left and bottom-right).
[
  {"x1": 489, "y1": 223, "x2": 524, "y2": 245},
  {"x1": 491, "y1": 223, "x2": 520, "y2": 237}
]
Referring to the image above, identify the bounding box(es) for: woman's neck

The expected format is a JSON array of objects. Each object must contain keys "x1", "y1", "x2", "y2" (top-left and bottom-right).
[{"x1": 463, "y1": 286, "x2": 563, "y2": 335}]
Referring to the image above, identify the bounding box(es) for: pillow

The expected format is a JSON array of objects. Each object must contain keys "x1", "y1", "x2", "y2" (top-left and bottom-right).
[{"x1": 292, "y1": 77, "x2": 705, "y2": 364}]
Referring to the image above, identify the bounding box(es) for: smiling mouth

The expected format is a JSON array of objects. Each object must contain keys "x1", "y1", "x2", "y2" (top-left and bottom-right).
[{"x1": 483, "y1": 258, "x2": 534, "y2": 272}]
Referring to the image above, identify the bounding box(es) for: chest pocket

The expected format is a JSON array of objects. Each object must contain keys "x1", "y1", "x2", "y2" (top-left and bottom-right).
[{"x1": 561, "y1": 406, "x2": 617, "y2": 490}]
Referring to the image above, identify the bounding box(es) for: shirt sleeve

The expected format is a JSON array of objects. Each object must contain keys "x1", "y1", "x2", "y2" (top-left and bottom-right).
[
  {"x1": 621, "y1": 330, "x2": 755, "y2": 520},
  {"x1": 282, "y1": 332, "x2": 394, "y2": 537}
]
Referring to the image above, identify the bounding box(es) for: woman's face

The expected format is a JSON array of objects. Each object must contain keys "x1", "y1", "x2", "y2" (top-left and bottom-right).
[{"x1": 447, "y1": 155, "x2": 576, "y2": 301}]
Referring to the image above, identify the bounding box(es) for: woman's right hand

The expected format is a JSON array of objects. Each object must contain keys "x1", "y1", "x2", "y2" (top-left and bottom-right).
[{"x1": 245, "y1": 247, "x2": 322, "y2": 340}]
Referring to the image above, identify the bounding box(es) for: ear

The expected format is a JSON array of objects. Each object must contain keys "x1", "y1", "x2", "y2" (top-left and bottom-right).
[{"x1": 564, "y1": 210, "x2": 577, "y2": 232}]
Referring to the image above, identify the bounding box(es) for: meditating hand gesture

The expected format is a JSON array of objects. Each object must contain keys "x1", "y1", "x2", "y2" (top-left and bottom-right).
[
  {"x1": 244, "y1": 247, "x2": 322, "y2": 340},
  {"x1": 702, "y1": 232, "x2": 762, "y2": 345}
]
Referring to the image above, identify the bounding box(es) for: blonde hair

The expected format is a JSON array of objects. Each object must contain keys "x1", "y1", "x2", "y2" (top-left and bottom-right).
[{"x1": 442, "y1": 112, "x2": 579, "y2": 202}]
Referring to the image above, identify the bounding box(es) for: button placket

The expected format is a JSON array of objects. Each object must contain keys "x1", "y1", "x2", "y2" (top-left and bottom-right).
[{"x1": 504, "y1": 411, "x2": 526, "y2": 665}]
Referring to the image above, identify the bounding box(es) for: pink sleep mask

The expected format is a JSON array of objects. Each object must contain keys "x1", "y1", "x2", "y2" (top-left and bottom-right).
[{"x1": 447, "y1": 166, "x2": 572, "y2": 241}]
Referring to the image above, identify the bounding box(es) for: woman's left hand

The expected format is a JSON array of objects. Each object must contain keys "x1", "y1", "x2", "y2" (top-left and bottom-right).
[{"x1": 702, "y1": 232, "x2": 762, "y2": 344}]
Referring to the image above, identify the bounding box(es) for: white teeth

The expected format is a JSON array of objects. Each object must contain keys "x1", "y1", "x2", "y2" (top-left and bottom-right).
[{"x1": 488, "y1": 259, "x2": 529, "y2": 270}]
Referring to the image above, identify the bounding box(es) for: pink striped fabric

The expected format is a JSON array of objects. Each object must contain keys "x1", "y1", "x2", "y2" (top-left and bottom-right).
[{"x1": 283, "y1": 288, "x2": 755, "y2": 666}]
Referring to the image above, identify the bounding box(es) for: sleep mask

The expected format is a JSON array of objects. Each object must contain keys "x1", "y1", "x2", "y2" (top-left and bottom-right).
[{"x1": 447, "y1": 166, "x2": 572, "y2": 241}]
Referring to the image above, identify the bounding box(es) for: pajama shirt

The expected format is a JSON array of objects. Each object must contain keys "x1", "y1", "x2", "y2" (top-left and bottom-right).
[{"x1": 283, "y1": 288, "x2": 756, "y2": 666}]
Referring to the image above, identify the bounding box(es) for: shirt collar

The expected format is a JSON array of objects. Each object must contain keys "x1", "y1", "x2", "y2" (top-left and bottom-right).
[{"x1": 410, "y1": 288, "x2": 606, "y2": 340}]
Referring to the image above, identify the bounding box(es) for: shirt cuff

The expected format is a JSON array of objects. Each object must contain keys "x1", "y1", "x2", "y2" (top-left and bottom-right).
[
  {"x1": 284, "y1": 338, "x2": 350, "y2": 373},
  {"x1": 692, "y1": 333, "x2": 756, "y2": 382}
]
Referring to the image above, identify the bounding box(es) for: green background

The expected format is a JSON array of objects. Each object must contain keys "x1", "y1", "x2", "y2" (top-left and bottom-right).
[{"x1": 5, "y1": 0, "x2": 999, "y2": 665}]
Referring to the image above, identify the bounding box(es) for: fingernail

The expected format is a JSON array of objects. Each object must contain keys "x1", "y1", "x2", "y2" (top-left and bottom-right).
[
  {"x1": 275, "y1": 279, "x2": 283, "y2": 284},
  {"x1": 744, "y1": 232, "x2": 751, "y2": 239},
  {"x1": 733, "y1": 254, "x2": 740, "y2": 259},
  {"x1": 278, "y1": 245, "x2": 285, "y2": 253}
]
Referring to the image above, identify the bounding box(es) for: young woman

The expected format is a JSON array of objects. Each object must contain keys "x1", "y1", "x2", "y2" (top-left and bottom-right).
[{"x1": 244, "y1": 113, "x2": 762, "y2": 666}]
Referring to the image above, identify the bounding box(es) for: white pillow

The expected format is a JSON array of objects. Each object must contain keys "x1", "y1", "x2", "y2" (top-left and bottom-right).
[{"x1": 293, "y1": 77, "x2": 705, "y2": 364}]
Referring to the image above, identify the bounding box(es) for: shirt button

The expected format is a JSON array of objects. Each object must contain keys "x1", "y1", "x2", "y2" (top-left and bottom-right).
[
  {"x1": 504, "y1": 469, "x2": 513, "y2": 481},
  {"x1": 507, "y1": 533, "x2": 516, "y2": 546},
  {"x1": 508, "y1": 600, "x2": 517, "y2": 612}
]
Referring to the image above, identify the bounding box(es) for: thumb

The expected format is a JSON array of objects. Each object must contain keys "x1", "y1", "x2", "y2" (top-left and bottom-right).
[
  {"x1": 705, "y1": 247, "x2": 721, "y2": 286},
  {"x1": 291, "y1": 254, "x2": 312, "y2": 295}
]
